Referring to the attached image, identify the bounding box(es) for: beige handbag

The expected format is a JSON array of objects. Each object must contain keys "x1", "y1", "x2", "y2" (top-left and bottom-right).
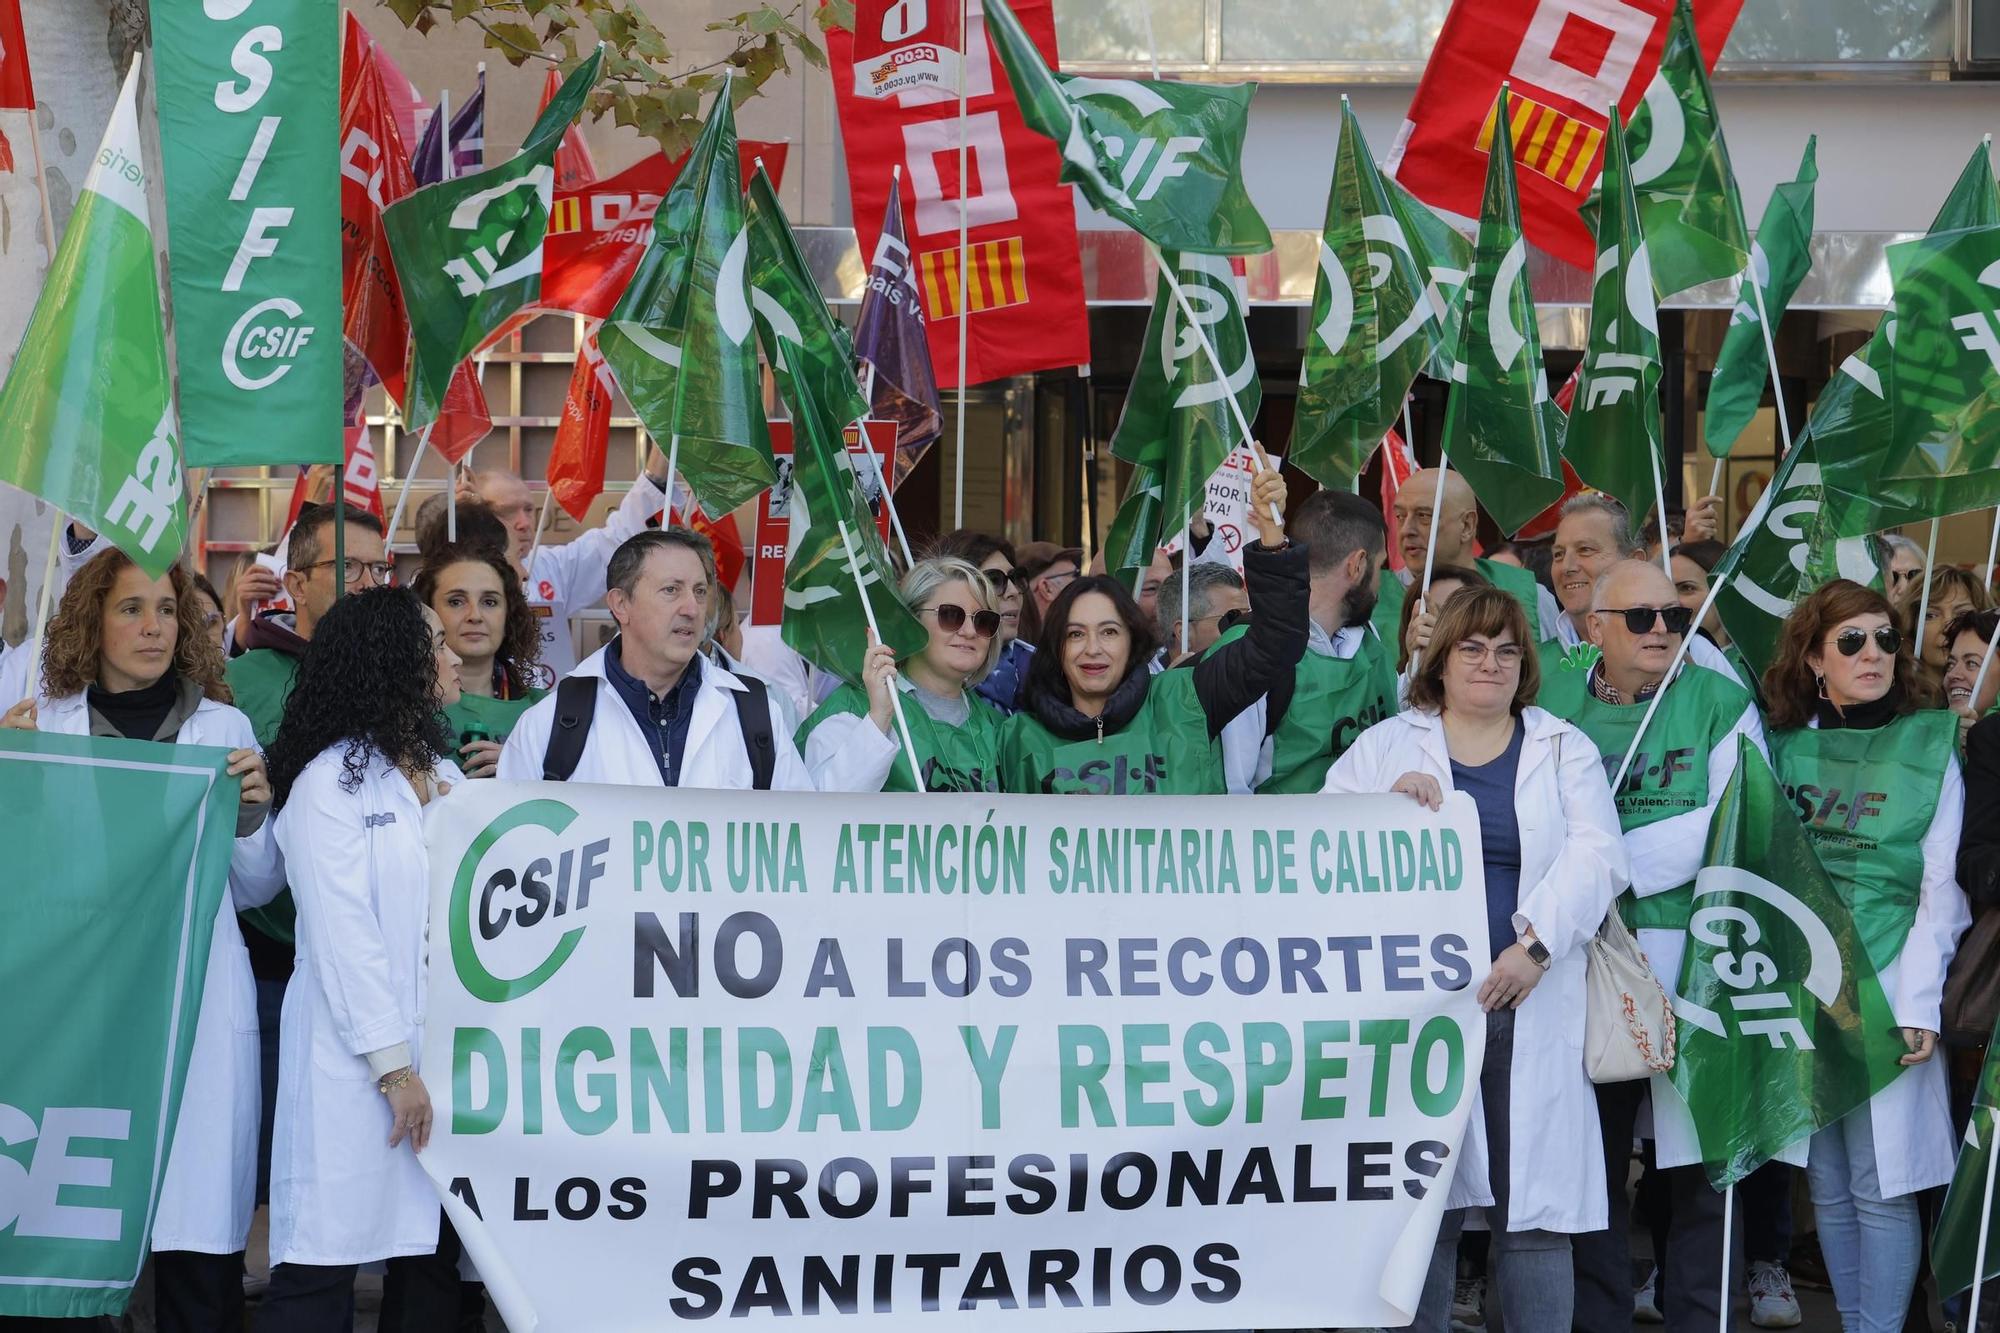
[{"x1": 1584, "y1": 907, "x2": 1678, "y2": 1083}]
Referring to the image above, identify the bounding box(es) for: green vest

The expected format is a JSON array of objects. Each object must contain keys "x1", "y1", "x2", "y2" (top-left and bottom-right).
[
  {"x1": 1539, "y1": 665, "x2": 1754, "y2": 931},
  {"x1": 1371, "y1": 555, "x2": 1546, "y2": 647},
  {"x1": 225, "y1": 648, "x2": 301, "y2": 749},
  {"x1": 1257, "y1": 629, "x2": 1397, "y2": 794},
  {"x1": 997, "y1": 669, "x2": 1225, "y2": 795},
  {"x1": 1770, "y1": 711, "x2": 1958, "y2": 973},
  {"x1": 442, "y1": 689, "x2": 546, "y2": 755},
  {"x1": 798, "y1": 680, "x2": 1002, "y2": 793}
]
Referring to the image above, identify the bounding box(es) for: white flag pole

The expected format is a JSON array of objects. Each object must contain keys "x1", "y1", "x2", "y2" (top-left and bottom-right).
[
  {"x1": 1650, "y1": 445, "x2": 1674, "y2": 579},
  {"x1": 523, "y1": 487, "x2": 556, "y2": 585},
  {"x1": 1418, "y1": 455, "x2": 1450, "y2": 612},
  {"x1": 1395, "y1": 397, "x2": 1417, "y2": 499},
  {"x1": 951, "y1": 0, "x2": 970, "y2": 529},
  {"x1": 383, "y1": 419, "x2": 439, "y2": 552},
  {"x1": 837, "y1": 518, "x2": 928, "y2": 790},
  {"x1": 1968, "y1": 1106, "x2": 2000, "y2": 1333},
  {"x1": 1916, "y1": 517, "x2": 1940, "y2": 662},
  {"x1": 25, "y1": 111, "x2": 59, "y2": 262},
  {"x1": 1179, "y1": 523, "x2": 1191, "y2": 655},
  {"x1": 1718, "y1": 1183, "x2": 1736, "y2": 1333}
]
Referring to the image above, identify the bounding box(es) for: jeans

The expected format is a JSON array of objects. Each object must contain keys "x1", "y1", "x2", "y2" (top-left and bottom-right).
[
  {"x1": 1412, "y1": 1008, "x2": 1573, "y2": 1333},
  {"x1": 254, "y1": 975, "x2": 286, "y2": 1205},
  {"x1": 1808, "y1": 1101, "x2": 1921, "y2": 1333},
  {"x1": 251, "y1": 1213, "x2": 462, "y2": 1333}
]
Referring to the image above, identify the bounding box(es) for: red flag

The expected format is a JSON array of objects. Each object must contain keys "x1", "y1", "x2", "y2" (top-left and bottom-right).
[
  {"x1": 827, "y1": 0, "x2": 1090, "y2": 387},
  {"x1": 339, "y1": 50, "x2": 417, "y2": 406},
  {"x1": 538, "y1": 143, "x2": 789, "y2": 321},
  {"x1": 1378, "y1": 429, "x2": 1420, "y2": 573},
  {"x1": 547, "y1": 333, "x2": 615, "y2": 521},
  {"x1": 430, "y1": 364, "x2": 493, "y2": 466},
  {"x1": 0, "y1": 0, "x2": 33, "y2": 111},
  {"x1": 281, "y1": 428, "x2": 389, "y2": 534},
  {"x1": 541, "y1": 65, "x2": 598, "y2": 189},
  {"x1": 672, "y1": 495, "x2": 747, "y2": 593},
  {"x1": 1391, "y1": 0, "x2": 1743, "y2": 270},
  {"x1": 0, "y1": 127, "x2": 13, "y2": 174},
  {"x1": 343, "y1": 10, "x2": 427, "y2": 155}
]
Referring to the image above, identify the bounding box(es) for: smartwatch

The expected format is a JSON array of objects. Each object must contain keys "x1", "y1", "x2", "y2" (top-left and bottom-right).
[{"x1": 1520, "y1": 934, "x2": 1552, "y2": 970}]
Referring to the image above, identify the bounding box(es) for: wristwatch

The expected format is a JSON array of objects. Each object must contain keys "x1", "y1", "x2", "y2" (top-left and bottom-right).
[{"x1": 1519, "y1": 933, "x2": 1552, "y2": 970}]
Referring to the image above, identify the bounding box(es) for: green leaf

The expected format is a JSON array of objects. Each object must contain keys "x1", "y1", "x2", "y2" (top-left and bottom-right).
[
  {"x1": 482, "y1": 20, "x2": 543, "y2": 61},
  {"x1": 747, "y1": 6, "x2": 786, "y2": 33},
  {"x1": 384, "y1": 0, "x2": 430, "y2": 25},
  {"x1": 816, "y1": 0, "x2": 856, "y2": 32},
  {"x1": 523, "y1": 0, "x2": 561, "y2": 14},
  {"x1": 450, "y1": 0, "x2": 481, "y2": 20}
]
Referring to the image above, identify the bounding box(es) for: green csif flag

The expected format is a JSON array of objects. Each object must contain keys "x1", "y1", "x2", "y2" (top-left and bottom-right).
[
  {"x1": 599, "y1": 88, "x2": 775, "y2": 517},
  {"x1": 744, "y1": 163, "x2": 870, "y2": 432},
  {"x1": 1566, "y1": 107, "x2": 1665, "y2": 527},
  {"x1": 0, "y1": 63, "x2": 186, "y2": 579},
  {"x1": 1704, "y1": 138, "x2": 1818, "y2": 458},
  {"x1": 779, "y1": 366, "x2": 926, "y2": 684},
  {"x1": 1109, "y1": 252, "x2": 1261, "y2": 550},
  {"x1": 384, "y1": 47, "x2": 602, "y2": 430},
  {"x1": 1881, "y1": 223, "x2": 2000, "y2": 486},
  {"x1": 1439, "y1": 88, "x2": 1566, "y2": 536},
  {"x1": 1935, "y1": 1009, "x2": 2000, "y2": 1298},
  {"x1": 982, "y1": 0, "x2": 1270, "y2": 255},
  {"x1": 1103, "y1": 463, "x2": 1164, "y2": 584},
  {"x1": 1290, "y1": 100, "x2": 1471, "y2": 489},
  {"x1": 0, "y1": 731, "x2": 241, "y2": 1318},
  {"x1": 1620, "y1": 0, "x2": 1749, "y2": 298},
  {"x1": 1669, "y1": 735, "x2": 1901, "y2": 1191}
]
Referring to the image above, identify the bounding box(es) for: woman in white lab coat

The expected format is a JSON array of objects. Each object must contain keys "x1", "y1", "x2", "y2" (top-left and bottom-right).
[
  {"x1": 1, "y1": 550, "x2": 282, "y2": 1333},
  {"x1": 1324, "y1": 586, "x2": 1628, "y2": 1333},
  {"x1": 256, "y1": 585, "x2": 466, "y2": 1333}
]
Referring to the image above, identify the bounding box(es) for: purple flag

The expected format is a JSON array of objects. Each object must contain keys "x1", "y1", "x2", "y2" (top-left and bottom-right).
[
  {"x1": 853, "y1": 172, "x2": 943, "y2": 483},
  {"x1": 410, "y1": 69, "x2": 485, "y2": 185}
]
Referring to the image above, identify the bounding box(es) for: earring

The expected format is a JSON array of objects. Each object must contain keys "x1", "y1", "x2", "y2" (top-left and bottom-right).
[{"x1": 1815, "y1": 673, "x2": 1828, "y2": 700}]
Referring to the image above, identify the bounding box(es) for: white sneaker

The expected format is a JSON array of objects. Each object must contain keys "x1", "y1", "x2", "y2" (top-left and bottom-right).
[
  {"x1": 1449, "y1": 1274, "x2": 1484, "y2": 1329},
  {"x1": 1748, "y1": 1260, "x2": 1803, "y2": 1328},
  {"x1": 1634, "y1": 1267, "x2": 1664, "y2": 1324}
]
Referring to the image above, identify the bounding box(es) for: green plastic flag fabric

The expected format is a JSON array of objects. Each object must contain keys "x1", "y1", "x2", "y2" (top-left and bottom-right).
[
  {"x1": 1103, "y1": 463, "x2": 1165, "y2": 584},
  {"x1": 1620, "y1": 0, "x2": 1749, "y2": 298},
  {"x1": 1669, "y1": 736, "x2": 1901, "y2": 1191},
  {"x1": 779, "y1": 367, "x2": 926, "y2": 685},
  {"x1": 598, "y1": 88, "x2": 775, "y2": 517},
  {"x1": 0, "y1": 63, "x2": 186, "y2": 579},
  {"x1": 1109, "y1": 252, "x2": 1261, "y2": 544},
  {"x1": 0, "y1": 731, "x2": 240, "y2": 1318},
  {"x1": 1438, "y1": 89, "x2": 1566, "y2": 537},
  {"x1": 384, "y1": 47, "x2": 600, "y2": 430},
  {"x1": 1397, "y1": 175, "x2": 1475, "y2": 383},
  {"x1": 1881, "y1": 223, "x2": 2000, "y2": 485},
  {"x1": 982, "y1": 0, "x2": 1270, "y2": 256},
  {"x1": 744, "y1": 164, "x2": 870, "y2": 432},
  {"x1": 1935, "y1": 1009, "x2": 2000, "y2": 1297},
  {"x1": 1566, "y1": 108, "x2": 1665, "y2": 527},
  {"x1": 1290, "y1": 101, "x2": 1469, "y2": 489},
  {"x1": 1704, "y1": 138, "x2": 1819, "y2": 458}
]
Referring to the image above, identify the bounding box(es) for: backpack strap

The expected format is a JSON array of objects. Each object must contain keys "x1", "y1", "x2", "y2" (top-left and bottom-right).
[
  {"x1": 540, "y1": 676, "x2": 599, "y2": 782},
  {"x1": 730, "y1": 675, "x2": 777, "y2": 791}
]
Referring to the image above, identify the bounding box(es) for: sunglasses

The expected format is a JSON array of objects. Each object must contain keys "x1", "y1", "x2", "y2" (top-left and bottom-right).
[
  {"x1": 1601, "y1": 605, "x2": 1694, "y2": 636},
  {"x1": 978, "y1": 568, "x2": 1020, "y2": 592},
  {"x1": 1832, "y1": 626, "x2": 1901, "y2": 657},
  {"x1": 927, "y1": 604, "x2": 1002, "y2": 639}
]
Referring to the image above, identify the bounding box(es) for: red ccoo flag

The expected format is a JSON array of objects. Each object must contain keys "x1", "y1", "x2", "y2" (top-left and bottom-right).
[
  {"x1": 547, "y1": 332, "x2": 615, "y2": 521},
  {"x1": 0, "y1": 0, "x2": 34, "y2": 111},
  {"x1": 339, "y1": 50, "x2": 418, "y2": 406},
  {"x1": 343, "y1": 10, "x2": 426, "y2": 158}
]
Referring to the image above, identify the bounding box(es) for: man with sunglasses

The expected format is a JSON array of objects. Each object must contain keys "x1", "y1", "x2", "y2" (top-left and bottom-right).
[{"x1": 1538, "y1": 560, "x2": 1771, "y2": 1333}]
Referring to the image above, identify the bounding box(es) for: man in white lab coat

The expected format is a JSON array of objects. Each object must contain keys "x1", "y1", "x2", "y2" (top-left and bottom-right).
[{"x1": 499, "y1": 528, "x2": 812, "y2": 791}]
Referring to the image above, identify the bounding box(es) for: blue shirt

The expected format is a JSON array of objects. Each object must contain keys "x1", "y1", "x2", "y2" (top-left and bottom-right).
[
  {"x1": 1451, "y1": 721, "x2": 1526, "y2": 960},
  {"x1": 977, "y1": 639, "x2": 1033, "y2": 716},
  {"x1": 603, "y1": 637, "x2": 702, "y2": 786}
]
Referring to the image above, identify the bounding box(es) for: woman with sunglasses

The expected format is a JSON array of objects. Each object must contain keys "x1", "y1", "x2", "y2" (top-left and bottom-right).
[
  {"x1": 1764, "y1": 579, "x2": 1967, "y2": 1333},
  {"x1": 929, "y1": 530, "x2": 1032, "y2": 715},
  {"x1": 797, "y1": 557, "x2": 1006, "y2": 792}
]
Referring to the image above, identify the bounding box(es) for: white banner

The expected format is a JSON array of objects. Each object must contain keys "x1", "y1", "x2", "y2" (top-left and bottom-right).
[{"x1": 421, "y1": 784, "x2": 1490, "y2": 1331}]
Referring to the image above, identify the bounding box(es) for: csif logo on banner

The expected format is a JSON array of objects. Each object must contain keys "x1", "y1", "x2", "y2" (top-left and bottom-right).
[
  {"x1": 1675, "y1": 865, "x2": 1843, "y2": 1051},
  {"x1": 1955, "y1": 258, "x2": 2000, "y2": 372},
  {"x1": 442, "y1": 167, "x2": 557, "y2": 297},
  {"x1": 451, "y1": 799, "x2": 608, "y2": 1002}
]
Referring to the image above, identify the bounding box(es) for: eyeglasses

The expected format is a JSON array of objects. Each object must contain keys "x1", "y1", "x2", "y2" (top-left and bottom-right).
[
  {"x1": 1831, "y1": 626, "x2": 1901, "y2": 657},
  {"x1": 1453, "y1": 641, "x2": 1524, "y2": 666},
  {"x1": 1888, "y1": 568, "x2": 1921, "y2": 586},
  {"x1": 300, "y1": 558, "x2": 394, "y2": 586},
  {"x1": 926, "y1": 604, "x2": 1002, "y2": 639},
  {"x1": 1037, "y1": 568, "x2": 1078, "y2": 592},
  {"x1": 1600, "y1": 605, "x2": 1694, "y2": 636}
]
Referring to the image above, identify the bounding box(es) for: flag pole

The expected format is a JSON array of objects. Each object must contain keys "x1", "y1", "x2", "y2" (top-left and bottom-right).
[
  {"x1": 1916, "y1": 518, "x2": 1940, "y2": 662},
  {"x1": 1649, "y1": 445, "x2": 1674, "y2": 578},
  {"x1": 523, "y1": 487, "x2": 555, "y2": 585},
  {"x1": 665, "y1": 434, "x2": 681, "y2": 515},
  {"x1": 837, "y1": 517, "x2": 928, "y2": 790},
  {"x1": 1718, "y1": 1183, "x2": 1735, "y2": 1333},
  {"x1": 1395, "y1": 397, "x2": 1417, "y2": 498},
  {"x1": 383, "y1": 419, "x2": 439, "y2": 552},
  {"x1": 1607, "y1": 560, "x2": 1734, "y2": 793},
  {"x1": 25, "y1": 110, "x2": 60, "y2": 261},
  {"x1": 1968, "y1": 508, "x2": 2000, "y2": 715},
  {"x1": 1418, "y1": 455, "x2": 1449, "y2": 611},
  {"x1": 334, "y1": 464, "x2": 348, "y2": 602},
  {"x1": 1080, "y1": 363, "x2": 1098, "y2": 565},
  {"x1": 20, "y1": 523, "x2": 61, "y2": 693},
  {"x1": 440, "y1": 84, "x2": 459, "y2": 544},
  {"x1": 951, "y1": 0, "x2": 970, "y2": 529},
  {"x1": 1968, "y1": 1105, "x2": 2000, "y2": 1333},
  {"x1": 1180, "y1": 522, "x2": 1190, "y2": 655}
]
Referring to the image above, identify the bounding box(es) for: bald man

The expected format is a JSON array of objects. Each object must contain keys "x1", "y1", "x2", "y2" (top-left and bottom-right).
[
  {"x1": 1373, "y1": 468, "x2": 1560, "y2": 651},
  {"x1": 1537, "y1": 559, "x2": 1774, "y2": 1333},
  {"x1": 464, "y1": 444, "x2": 672, "y2": 681}
]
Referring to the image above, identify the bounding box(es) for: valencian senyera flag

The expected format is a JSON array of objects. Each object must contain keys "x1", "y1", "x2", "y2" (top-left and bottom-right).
[
  {"x1": 854, "y1": 170, "x2": 944, "y2": 483},
  {"x1": 382, "y1": 46, "x2": 602, "y2": 431},
  {"x1": 1704, "y1": 137, "x2": 1818, "y2": 458},
  {"x1": 0, "y1": 731, "x2": 243, "y2": 1318},
  {"x1": 1670, "y1": 736, "x2": 1901, "y2": 1190},
  {"x1": 0, "y1": 62, "x2": 186, "y2": 578},
  {"x1": 982, "y1": 0, "x2": 1270, "y2": 256}
]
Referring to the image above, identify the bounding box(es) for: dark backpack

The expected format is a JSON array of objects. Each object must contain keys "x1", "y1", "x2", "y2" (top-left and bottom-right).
[{"x1": 539, "y1": 672, "x2": 777, "y2": 790}]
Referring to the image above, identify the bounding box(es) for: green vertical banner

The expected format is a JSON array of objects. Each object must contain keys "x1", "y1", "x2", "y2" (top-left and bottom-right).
[
  {"x1": 0, "y1": 732, "x2": 239, "y2": 1319},
  {"x1": 151, "y1": 0, "x2": 343, "y2": 466}
]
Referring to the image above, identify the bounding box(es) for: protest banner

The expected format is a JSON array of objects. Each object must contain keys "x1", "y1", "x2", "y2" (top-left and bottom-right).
[
  {"x1": 753, "y1": 420, "x2": 899, "y2": 625},
  {"x1": 420, "y1": 782, "x2": 1490, "y2": 1330},
  {"x1": 0, "y1": 732, "x2": 242, "y2": 1318},
  {"x1": 1164, "y1": 444, "x2": 1286, "y2": 571}
]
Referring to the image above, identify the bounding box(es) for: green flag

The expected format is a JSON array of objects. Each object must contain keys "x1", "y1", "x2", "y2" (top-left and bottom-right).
[
  {"x1": 744, "y1": 163, "x2": 870, "y2": 432},
  {"x1": 1103, "y1": 463, "x2": 1165, "y2": 584},
  {"x1": 779, "y1": 368, "x2": 926, "y2": 684},
  {"x1": 598, "y1": 88, "x2": 775, "y2": 517},
  {"x1": 1109, "y1": 252, "x2": 1261, "y2": 543},
  {"x1": 1935, "y1": 1010, "x2": 2000, "y2": 1297},
  {"x1": 1881, "y1": 223, "x2": 2000, "y2": 485},
  {"x1": 1621, "y1": 0, "x2": 1749, "y2": 298},
  {"x1": 1704, "y1": 138, "x2": 1818, "y2": 458},
  {"x1": 383, "y1": 48, "x2": 602, "y2": 430},
  {"x1": 1397, "y1": 175, "x2": 1475, "y2": 383},
  {"x1": 1669, "y1": 735, "x2": 1901, "y2": 1191},
  {"x1": 1439, "y1": 88, "x2": 1566, "y2": 536},
  {"x1": 982, "y1": 0, "x2": 1270, "y2": 255},
  {"x1": 0, "y1": 731, "x2": 240, "y2": 1318},
  {"x1": 1290, "y1": 101, "x2": 1470, "y2": 489},
  {"x1": 0, "y1": 64, "x2": 186, "y2": 579},
  {"x1": 1566, "y1": 107, "x2": 1665, "y2": 526}
]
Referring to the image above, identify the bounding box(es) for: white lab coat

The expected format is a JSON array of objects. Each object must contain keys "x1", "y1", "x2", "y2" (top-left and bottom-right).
[
  {"x1": 270, "y1": 747, "x2": 466, "y2": 1265},
  {"x1": 522, "y1": 476, "x2": 667, "y2": 683},
  {"x1": 497, "y1": 646, "x2": 813, "y2": 790},
  {"x1": 1325, "y1": 706, "x2": 1630, "y2": 1233},
  {"x1": 39, "y1": 690, "x2": 285, "y2": 1254}
]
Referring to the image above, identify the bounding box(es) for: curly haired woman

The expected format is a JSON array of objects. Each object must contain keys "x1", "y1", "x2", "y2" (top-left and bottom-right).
[{"x1": 413, "y1": 539, "x2": 547, "y2": 777}]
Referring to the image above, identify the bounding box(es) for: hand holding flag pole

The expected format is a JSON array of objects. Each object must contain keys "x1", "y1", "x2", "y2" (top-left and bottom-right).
[{"x1": 837, "y1": 518, "x2": 927, "y2": 791}]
